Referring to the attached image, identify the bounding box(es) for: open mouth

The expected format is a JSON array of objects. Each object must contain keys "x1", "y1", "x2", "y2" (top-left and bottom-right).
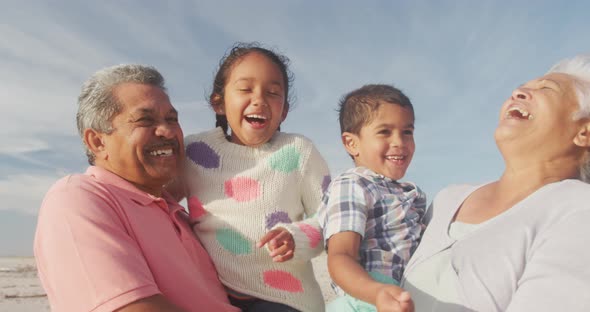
[
  {"x1": 146, "y1": 141, "x2": 178, "y2": 157},
  {"x1": 506, "y1": 106, "x2": 534, "y2": 120},
  {"x1": 245, "y1": 114, "x2": 268, "y2": 127},
  {"x1": 385, "y1": 155, "x2": 406, "y2": 161},
  {"x1": 149, "y1": 148, "x2": 173, "y2": 157}
]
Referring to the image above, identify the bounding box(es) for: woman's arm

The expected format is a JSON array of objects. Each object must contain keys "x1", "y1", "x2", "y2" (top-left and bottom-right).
[{"x1": 506, "y1": 209, "x2": 590, "y2": 311}]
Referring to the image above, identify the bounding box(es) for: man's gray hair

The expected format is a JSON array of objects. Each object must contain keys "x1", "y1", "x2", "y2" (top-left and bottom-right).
[
  {"x1": 76, "y1": 64, "x2": 166, "y2": 164},
  {"x1": 547, "y1": 54, "x2": 590, "y2": 182}
]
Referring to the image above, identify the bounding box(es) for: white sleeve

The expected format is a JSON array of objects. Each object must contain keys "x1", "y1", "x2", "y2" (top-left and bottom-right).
[{"x1": 506, "y1": 209, "x2": 590, "y2": 311}]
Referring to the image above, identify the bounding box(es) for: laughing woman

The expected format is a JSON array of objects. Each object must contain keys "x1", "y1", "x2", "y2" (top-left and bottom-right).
[{"x1": 378, "y1": 54, "x2": 590, "y2": 312}]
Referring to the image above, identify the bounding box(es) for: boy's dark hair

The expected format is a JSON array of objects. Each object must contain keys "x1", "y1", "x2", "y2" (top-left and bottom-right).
[
  {"x1": 208, "y1": 42, "x2": 294, "y2": 135},
  {"x1": 338, "y1": 84, "x2": 414, "y2": 135}
]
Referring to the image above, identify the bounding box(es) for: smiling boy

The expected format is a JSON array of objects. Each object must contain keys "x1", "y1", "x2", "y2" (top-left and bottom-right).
[{"x1": 317, "y1": 84, "x2": 428, "y2": 312}]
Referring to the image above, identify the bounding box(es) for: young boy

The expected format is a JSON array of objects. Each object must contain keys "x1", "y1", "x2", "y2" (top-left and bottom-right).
[{"x1": 317, "y1": 84, "x2": 428, "y2": 312}]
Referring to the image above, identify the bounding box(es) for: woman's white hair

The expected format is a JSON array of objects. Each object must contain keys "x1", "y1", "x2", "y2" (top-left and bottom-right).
[{"x1": 546, "y1": 54, "x2": 590, "y2": 182}]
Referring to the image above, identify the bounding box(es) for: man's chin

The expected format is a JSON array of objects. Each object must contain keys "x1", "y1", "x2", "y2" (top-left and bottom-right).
[{"x1": 147, "y1": 169, "x2": 178, "y2": 184}]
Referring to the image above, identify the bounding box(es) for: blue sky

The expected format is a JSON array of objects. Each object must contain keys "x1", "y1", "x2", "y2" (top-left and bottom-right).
[{"x1": 2, "y1": 0, "x2": 589, "y2": 256}]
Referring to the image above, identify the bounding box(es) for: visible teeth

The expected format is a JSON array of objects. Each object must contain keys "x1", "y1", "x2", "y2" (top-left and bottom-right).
[
  {"x1": 386, "y1": 155, "x2": 404, "y2": 160},
  {"x1": 506, "y1": 107, "x2": 534, "y2": 120},
  {"x1": 246, "y1": 114, "x2": 267, "y2": 119},
  {"x1": 149, "y1": 149, "x2": 173, "y2": 156}
]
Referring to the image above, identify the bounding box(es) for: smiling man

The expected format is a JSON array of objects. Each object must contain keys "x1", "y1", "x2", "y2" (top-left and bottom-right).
[{"x1": 34, "y1": 65, "x2": 238, "y2": 312}]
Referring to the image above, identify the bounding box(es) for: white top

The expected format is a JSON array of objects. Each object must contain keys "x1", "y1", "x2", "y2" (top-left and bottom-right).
[
  {"x1": 402, "y1": 180, "x2": 590, "y2": 311},
  {"x1": 404, "y1": 221, "x2": 480, "y2": 312},
  {"x1": 184, "y1": 128, "x2": 331, "y2": 312}
]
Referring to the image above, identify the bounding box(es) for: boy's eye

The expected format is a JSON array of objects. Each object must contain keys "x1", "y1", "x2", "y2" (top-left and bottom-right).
[
  {"x1": 377, "y1": 129, "x2": 390, "y2": 135},
  {"x1": 403, "y1": 129, "x2": 414, "y2": 135}
]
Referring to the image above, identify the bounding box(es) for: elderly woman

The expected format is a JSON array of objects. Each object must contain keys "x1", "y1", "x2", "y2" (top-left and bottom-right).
[{"x1": 377, "y1": 54, "x2": 590, "y2": 312}]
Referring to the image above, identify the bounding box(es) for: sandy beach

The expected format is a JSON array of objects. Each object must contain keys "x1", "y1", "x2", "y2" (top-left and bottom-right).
[
  {"x1": 0, "y1": 254, "x2": 334, "y2": 311},
  {"x1": 0, "y1": 257, "x2": 49, "y2": 311}
]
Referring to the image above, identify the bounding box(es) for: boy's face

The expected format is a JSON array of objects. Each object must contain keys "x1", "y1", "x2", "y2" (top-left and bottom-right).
[{"x1": 342, "y1": 103, "x2": 415, "y2": 180}]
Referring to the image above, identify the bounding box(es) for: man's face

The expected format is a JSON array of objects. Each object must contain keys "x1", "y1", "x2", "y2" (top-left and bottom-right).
[{"x1": 97, "y1": 82, "x2": 184, "y2": 196}]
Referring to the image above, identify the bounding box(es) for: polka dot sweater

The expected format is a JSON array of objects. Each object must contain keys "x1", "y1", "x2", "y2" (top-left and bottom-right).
[{"x1": 184, "y1": 127, "x2": 331, "y2": 312}]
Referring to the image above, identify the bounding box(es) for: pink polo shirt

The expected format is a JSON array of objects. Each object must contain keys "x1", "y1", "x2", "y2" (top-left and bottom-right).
[{"x1": 34, "y1": 166, "x2": 238, "y2": 312}]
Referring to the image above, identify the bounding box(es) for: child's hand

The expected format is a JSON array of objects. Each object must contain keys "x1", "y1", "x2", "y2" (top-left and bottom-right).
[
  {"x1": 376, "y1": 287, "x2": 414, "y2": 312},
  {"x1": 257, "y1": 228, "x2": 295, "y2": 262}
]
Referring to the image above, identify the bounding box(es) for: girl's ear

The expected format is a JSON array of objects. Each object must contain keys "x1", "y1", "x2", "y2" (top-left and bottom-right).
[
  {"x1": 342, "y1": 132, "x2": 359, "y2": 157},
  {"x1": 212, "y1": 94, "x2": 225, "y2": 115},
  {"x1": 574, "y1": 120, "x2": 590, "y2": 147},
  {"x1": 84, "y1": 128, "x2": 108, "y2": 161}
]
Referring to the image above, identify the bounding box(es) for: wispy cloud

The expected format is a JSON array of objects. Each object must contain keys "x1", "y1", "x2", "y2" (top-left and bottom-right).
[
  {"x1": 2, "y1": 1, "x2": 590, "y2": 255},
  {"x1": 0, "y1": 174, "x2": 58, "y2": 214}
]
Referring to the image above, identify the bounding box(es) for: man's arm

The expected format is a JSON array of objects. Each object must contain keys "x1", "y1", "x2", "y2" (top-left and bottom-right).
[
  {"x1": 34, "y1": 181, "x2": 163, "y2": 311},
  {"x1": 116, "y1": 295, "x2": 186, "y2": 312}
]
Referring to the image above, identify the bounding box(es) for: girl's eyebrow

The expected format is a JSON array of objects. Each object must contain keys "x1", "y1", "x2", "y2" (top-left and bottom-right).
[
  {"x1": 231, "y1": 77, "x2": 284, "y2": 88},
  {"x1": 232, "y1": 77, "x2": 254, "y2": 84}
]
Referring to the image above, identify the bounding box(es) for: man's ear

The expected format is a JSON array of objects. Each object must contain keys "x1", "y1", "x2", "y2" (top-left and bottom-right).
[
  {"x1": 212, "y1": 94, "x2": 225, "y2": 115},
  {"x1": 574, "y1": 120, "x2": 590, "y2": 147},
  {"x1": 342, "y1": 132, "x2": 359, "y2": 157},
  {"x1": 84, "y1": 128, "x2": 108, "y2": 161}
]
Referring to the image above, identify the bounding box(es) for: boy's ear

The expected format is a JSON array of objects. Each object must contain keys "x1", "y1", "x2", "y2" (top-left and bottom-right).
[
  {"x1": 84, "y1": 128, "x2": 108, "y2": 161},
  {"x1": 212, "y1": 94, "x2": 225, "y2": 115},
  {"x1": 574, "y1": 120, "x2": 590, "y2": 147},
  {"x1": 342, "y1": 132, "x2": 359, "y2": 157}
]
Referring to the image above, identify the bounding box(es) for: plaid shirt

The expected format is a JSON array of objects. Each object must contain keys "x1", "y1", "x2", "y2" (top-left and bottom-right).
[{"x1": 317, "y1": 167, "x2": 427, "y2": 291}]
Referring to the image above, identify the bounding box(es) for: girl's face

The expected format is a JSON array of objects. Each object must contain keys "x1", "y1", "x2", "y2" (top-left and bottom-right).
[{"x1": 217, "y1": 52, "x2": 287, "y2": 147}]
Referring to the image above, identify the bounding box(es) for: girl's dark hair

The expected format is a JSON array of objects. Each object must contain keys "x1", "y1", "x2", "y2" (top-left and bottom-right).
[{"x1": 209, "y1": 42, "x2": 294, "y2": 135}]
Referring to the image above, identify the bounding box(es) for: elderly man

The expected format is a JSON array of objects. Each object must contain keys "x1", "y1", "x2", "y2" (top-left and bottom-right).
[{"x1": 34, "y1": 65, "x2": 239, "y2": 312}]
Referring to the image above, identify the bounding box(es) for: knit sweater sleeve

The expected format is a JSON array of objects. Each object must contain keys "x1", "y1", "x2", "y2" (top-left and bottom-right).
[{"x1": 271, "y1": 138, "x2": 331, "y2": 262}]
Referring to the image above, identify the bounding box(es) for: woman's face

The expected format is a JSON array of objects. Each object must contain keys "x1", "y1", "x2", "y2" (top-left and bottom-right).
[{"x1": 495, "y1": 73, "x2": 583, "y2": 156}]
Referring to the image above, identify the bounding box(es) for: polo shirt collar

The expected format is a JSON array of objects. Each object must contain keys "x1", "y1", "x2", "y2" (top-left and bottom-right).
[{"x1": 86, "y1": 166, "x2": 168, "y2": 207}]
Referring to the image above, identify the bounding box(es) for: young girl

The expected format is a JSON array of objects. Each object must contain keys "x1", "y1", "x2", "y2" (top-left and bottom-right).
[{"x1": 183, "y1": 42, "x2": 330, "y2": 312}]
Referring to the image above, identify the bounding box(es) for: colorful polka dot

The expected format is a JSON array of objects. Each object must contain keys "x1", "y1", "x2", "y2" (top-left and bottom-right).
[
  {"x1": 263, "y1": 270, "x2": 303, "y2": 293},
  {"x1": 186, "y1": 142, "x2": 220, "y2": 169},
  {"x1": 268, "y1": 146, "x2": 300, "y2": 173},
  {"x1": 297, "y1": 223, "x2": 321, "y2": 248},
  {"x1": 224, "y1": 177, "x2": 260, "y2": 202},
  {"x1": 266, "y1": 211, "x2": 292, "y2": 230},
  {"x1": 215, "y1": 228, "x2": 252, "y2": 255},
  {"x1": 322, "y1": 175, "x2": 331, "y2": 193}
]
